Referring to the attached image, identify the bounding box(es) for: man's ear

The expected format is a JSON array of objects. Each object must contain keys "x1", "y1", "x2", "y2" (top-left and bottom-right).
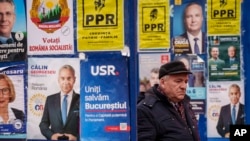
[{"x1": 159, "y1": 77, "x2": 165, "y2": 85}]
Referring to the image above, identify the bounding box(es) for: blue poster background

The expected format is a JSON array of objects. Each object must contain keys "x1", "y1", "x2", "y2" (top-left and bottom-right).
[
  {"x1": 172, "y1": 0, "x2": 206, "y2": 37},
  {"x1": 80, "y1": 55, "x2": 130, "y2": 141},
  {"x1": 13, "y1": 0, "x2": 26, "y2": 32}
]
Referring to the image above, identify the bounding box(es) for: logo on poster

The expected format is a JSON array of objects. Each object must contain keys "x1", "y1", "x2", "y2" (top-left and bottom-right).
[
  {"x1": 83, "y1": 0, "x2": 118, "y2": 27},
  {"x1": 208, "y1": 105, "x2": 220, "y2": 121},
  {"x1": 91, "y1": 65, "x2": 118, "y2": 76},
  {"x1": 211, "y1": 0, "x2": 236, "y2": 19},
  {"x1": 29, "y1": 93, "x2": 47, "y2": 116},
  {"x1": 30, "y1": 0, "x2": 70, "y2": 33},
  {"x1": 142, "y1": 7, "x2": 165, "y2": 32},
  {"x1": 13, "y1": 119, "x2": 23, "y2": 130}
]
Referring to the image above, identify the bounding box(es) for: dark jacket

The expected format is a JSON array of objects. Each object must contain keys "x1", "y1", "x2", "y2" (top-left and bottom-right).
[
  {"x1": 137, "y1": 85, "x2": 200, "y2": 141},
  {"x1": 39, "y1": 92, "x2": 80, "y2": 140},
  {"x1": 224, "y1": 57, "x2": 240, "y2": 68},
  {"x1": 11, "y1": 107, "x2": 25, "y2": 123},
  {"x1": 216, "y1": 103, "x2": 245, "y2": 137},
  {"x1": 137, "y1": 91, "x2": 145, "y2": 104}
]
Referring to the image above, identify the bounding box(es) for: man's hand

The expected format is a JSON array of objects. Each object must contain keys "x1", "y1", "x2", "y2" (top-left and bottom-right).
[
  {"x1": 225, "y1": 132, "x2": 230, "y2": 138},
  {"x1": 51, "y1": 133, "x2": 64, "y2": 140},
  {"x1": 64, "y1": 133, "x2": 77, "y2": 141}
]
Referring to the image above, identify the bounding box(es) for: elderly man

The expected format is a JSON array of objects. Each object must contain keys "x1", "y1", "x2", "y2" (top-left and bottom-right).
[{"x1": 137, "y1": 61, "x2": 200, "y2": 141}]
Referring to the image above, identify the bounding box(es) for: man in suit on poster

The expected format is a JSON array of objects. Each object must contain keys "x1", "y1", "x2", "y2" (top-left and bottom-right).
[
  {"x1": 39, "y1": 65, "x2": 80, "y2": 141},
  {"x1": 0, "y1": 0, "x2": 26, "y2": 61},
  {"x1": 172, "y1": 2, "x2": 206, "y2": 54},
  {"x1": 0, "y1": 0, "x2": 16, "y2": 44},
  {"x1": 208, "y1": 46, "x2": 225, "y2": 71},
  {"x1": 216, "y1": 84, "x2": 245, "y2": 138},
  {"x1": 224, "y1": 45, "x2": 240, "y2": 68}
]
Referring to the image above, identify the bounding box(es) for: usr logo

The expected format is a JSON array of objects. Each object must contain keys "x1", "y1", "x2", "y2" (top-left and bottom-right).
[{"x1": 91, "y1": 65, "x2": 118, "y2": 76}]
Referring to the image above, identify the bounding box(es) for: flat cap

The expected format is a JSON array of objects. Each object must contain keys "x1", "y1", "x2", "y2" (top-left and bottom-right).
[{"x1": 159, "y1": 61, "x2": 192, "y2": 79}]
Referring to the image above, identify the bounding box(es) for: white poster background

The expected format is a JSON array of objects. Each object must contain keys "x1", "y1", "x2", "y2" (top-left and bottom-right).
[
  {"x1": 27, "y1": 57, "x2": 80, "y2": 139},
  {"x1": 207, "y1": 81, "x2": 244, "y2": 137},
  {"x1": 26, "y1": 0, "x2": 74, "y2": 55}
]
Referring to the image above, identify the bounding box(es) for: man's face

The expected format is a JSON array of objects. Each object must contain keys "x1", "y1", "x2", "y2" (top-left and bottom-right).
[
  {"x1": 229, "y1": 87, "x2": 241, "y2": 105},
  {"x1": 211, "y1": 47, "x2": 219, "y2": 59},
  {"x1": 160, "y1": 74, "x2": 188, "y2": 103},
  {"x1": 139, "y1": 83, "x2": 146, "y2": 92},
  {"x1": 149, "y1": 72, "x2": 159, "y2": 87},
  {"x1": 228, "y1": 46, "x2": 236, "y2": 58},
  {"x1": 0, "y1": 2, "x2": 15, "y2": 38},
  {"x1": 58, "y1": 68, "x2": 76, "y2": 94},
  {"x1": 184, "y1": 4, "x2": 203, "y2": 35}
]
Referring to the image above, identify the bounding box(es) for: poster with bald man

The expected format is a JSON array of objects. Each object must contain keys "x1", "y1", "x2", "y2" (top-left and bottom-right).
[
  {"x1": 27, "y1": 57, "x2": 80, "y2": 140},
  {"x1": 207, "y1": 81, "x2": 245, "y2": 138},
  {"x1": 171, "y1": 0, "x2": 207, "y2": 54}
]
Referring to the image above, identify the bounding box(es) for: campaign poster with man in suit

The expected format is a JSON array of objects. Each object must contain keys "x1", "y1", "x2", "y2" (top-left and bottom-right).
[
  {"x1": 207, "y1": 81, "x2": 245, "y2": 138},
  {"x1": 27, "y1": 57, "x2": 80, "y2": 140},
  {"x1": 0, "y1": 0, "x2": 27, "y2": 62},
  {"x1": 171, "y1": 0, "x2": 206, "y2": 54}
]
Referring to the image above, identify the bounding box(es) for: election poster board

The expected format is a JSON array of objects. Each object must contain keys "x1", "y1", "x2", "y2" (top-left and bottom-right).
[
  {"x1": 0, "y1": 64, "x2": 26, "y2": 139},
  {"x1": 80, "y1": 56, "x2": 130, "y2": 140},
  {"x1": 0, "y1": 0, "x2": 27, "y2": 62},
  {"x1": 207, "y1": 81, "x2": 245, "y2": 138},
  {"x1": 77, "y1": 0, "x2": 124, "y2": 51},
  {"x1": 27, "y1": 57, "x2": 80, "y2": 140},
  {"x1": 26, "y1": 0, "x2": 74, "y2": 55},
  {"x1": 138, "y1": 0, "x2": 170, "y2": 50}
]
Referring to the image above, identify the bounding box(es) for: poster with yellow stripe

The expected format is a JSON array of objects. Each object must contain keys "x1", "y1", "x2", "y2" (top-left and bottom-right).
[
  {"x1": 138, "y1": 0, "x2": 170, "y2": 50},
  {"x1": 207, "y1": 0, "x2": 241, "y2": 35},
  {"x1": 77, "y1": 0, "x2": 124, "y2": 51}
]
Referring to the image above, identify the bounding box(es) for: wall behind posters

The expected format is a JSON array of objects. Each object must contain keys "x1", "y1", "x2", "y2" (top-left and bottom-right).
[{"x1": 0, "y1": 0, "x2": 249, "y2": 141}]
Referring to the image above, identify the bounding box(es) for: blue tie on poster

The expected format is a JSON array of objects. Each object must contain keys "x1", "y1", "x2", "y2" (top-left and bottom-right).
[
  {"x1": 80, "y1": 55, "x2": 130, "y2": 141},
  {"x1": 62, "y1": 95, "x2": 68, "y2": 125},
  {"x1": 232, "y1": 105, "x2": 236, "y2": 125}
]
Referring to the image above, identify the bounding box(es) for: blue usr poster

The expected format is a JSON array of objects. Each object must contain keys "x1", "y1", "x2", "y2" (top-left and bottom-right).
[{"x1": 80, "y1": 56, "x2": 130, "y2": 141}]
